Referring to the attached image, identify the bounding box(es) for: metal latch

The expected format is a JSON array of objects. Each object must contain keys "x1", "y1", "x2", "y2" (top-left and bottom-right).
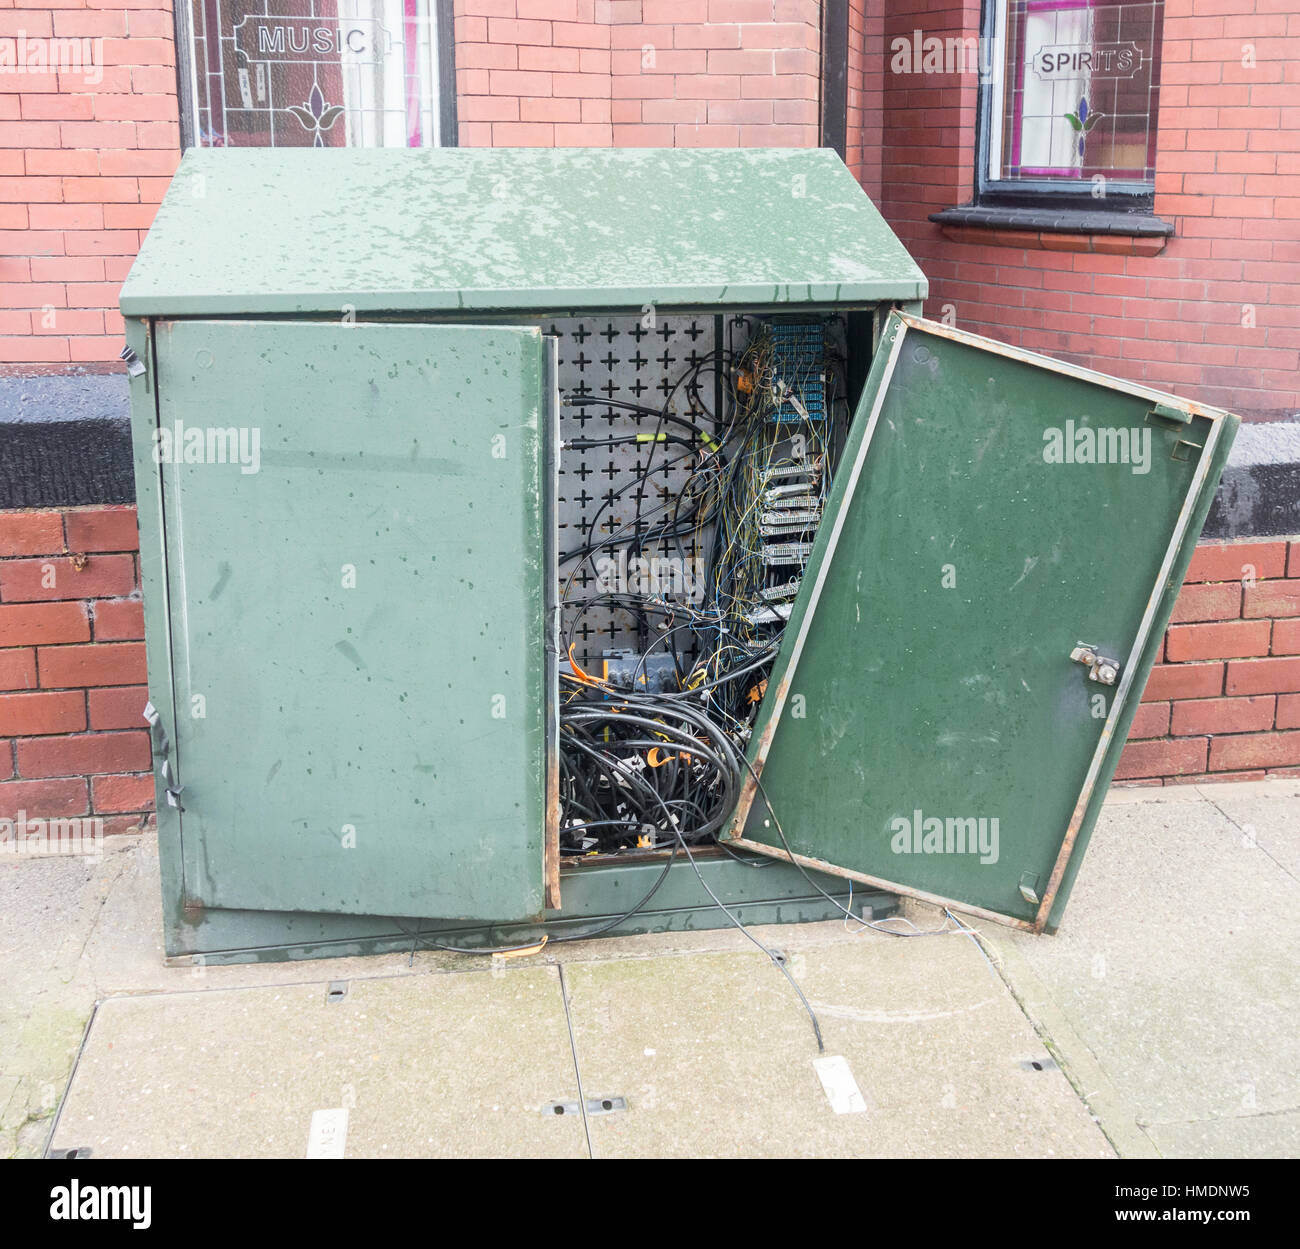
[
  {"x1": 1070, "y1": 642, "x2": 1120, "y2": 686},
  {"x1": 119, "y1": 345, "x2": 146, "y2": 378}
]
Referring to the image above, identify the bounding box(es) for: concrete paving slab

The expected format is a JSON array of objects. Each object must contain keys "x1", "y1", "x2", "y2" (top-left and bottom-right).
[
  {"x1": 544, "y1": 914, "x2": 895, "y2": 966},
  {"x1": 0, "y1": 846, "x2": 134, "y2": 1156},
  {"x1": 49, "y1": 966, "x2": 587, "y2": 1159},
  {"x1": 2, "y1": 837, "x2": 498, "y2": 1157},
  {"x1": 6, "y1": 778, "x2": 1299, "y2": 1160},
  {"x1": 561, "y1": 929, "x2": 1112, "y2": 1158},
  {"x1": 1191, "y1": 779, "x2": 1300, "y2": 880},
  {"x1": 0, "y1": 849, "x2": 116, "y2": 1004},
  {"x1": 1105, "y1": 784, "x2": 1203, "y2": 805},
  {"x1": 973, "y1": 790, "x2": 1300, "y2": 1157},
  {"x1": 74, "y1": 837, "x2": 472, "y2": 996},
  {"x1": 1192, "y1": 777, "x2": 1300, "y2": 803},
  {"x1": 1144, "y1": 1110, "x2": 1300, "y2": 1160}
]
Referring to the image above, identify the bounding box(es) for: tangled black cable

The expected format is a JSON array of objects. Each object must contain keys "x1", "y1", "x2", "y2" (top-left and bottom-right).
[
  {"x1": 557, "y1": 321, "x2": 850, "y2": 853},
  {"x1": 558, "y1": 679, "x2": 741, "y2": 854}
]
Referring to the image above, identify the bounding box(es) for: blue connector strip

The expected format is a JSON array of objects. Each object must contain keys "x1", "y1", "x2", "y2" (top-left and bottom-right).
[{"x1": 768, "y1": 322, "x2": 826, "y2": 424}]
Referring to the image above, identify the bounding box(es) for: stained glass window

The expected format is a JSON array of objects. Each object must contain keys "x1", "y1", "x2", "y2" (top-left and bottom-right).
[
  {"x1": 182, "y1": 0, "x2": 447, "y2": 149},
  {"x1": 986, "y1": 0, "x2": 1163, "y2": 186}
]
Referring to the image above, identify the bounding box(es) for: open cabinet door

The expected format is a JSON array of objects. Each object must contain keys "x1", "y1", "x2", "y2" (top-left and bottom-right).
[
  {"x1": 723, "y1": 313, "x2": 1237, "y2": 932},
  {"x1": 148, "y1": 319, "x2": 556, "y2": 922}
]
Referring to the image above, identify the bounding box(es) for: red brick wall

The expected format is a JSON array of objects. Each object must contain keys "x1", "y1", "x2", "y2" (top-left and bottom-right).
[
  {"x1": 844, "y1": 0, "x2": 882, "y2": 199},
  {"x1": 863, "y1": 0, "x2": 1300, "y2": 423},
  {"x1": 877, "y1": 0, "x2": 981, "y2": 231},
  {"x1": 9, "y1": 0, "x2": 1296, "y2": 417},
  {"x1": 454, "y1": 0, "x2": 613, "y2": 146},
  {"x1": 0, "y1": 1, "x2": 181, "y2": 369},
  {"x1": 0, "y1": 505, "x2": 154, "y2": 834},
  {"x1": 454, "y1": 0, "x2": 821, "y2": 148},
  {"x1": 1, "y1": 504, "x2": 1297, "y2": 828},
  {"x1": 2, "y1": 4, "x2": 1297, "y2": 812},
  {"x1": 9, "y1": 1, "x2": 822, "y2": 358},
  {"x1": 1119, "y1": 537, "x2": 1300, "y2": 782}
]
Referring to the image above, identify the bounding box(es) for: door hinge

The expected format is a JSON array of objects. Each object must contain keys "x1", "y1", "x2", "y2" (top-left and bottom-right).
[
  {"x1": 1145, "y1": 401, "x2": 1191, "y2": 427},
  {"x1": 143, "y1": 699, "x2": 185, "y2": 811},
  {"x1": 1070, "y1": 642, "x2": 1120, "y2": 686},
  {"x1": 119, "y1": 345, "x2": 146, "y2": 378}
]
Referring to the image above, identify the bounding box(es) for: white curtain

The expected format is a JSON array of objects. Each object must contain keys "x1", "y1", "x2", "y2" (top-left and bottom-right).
[
  {"x1": 338, "y1": 0, "x2": 439, "y2": 148},
  {"x1": 1018, "y1": 4, "x2": 1095, "y2": 175}
]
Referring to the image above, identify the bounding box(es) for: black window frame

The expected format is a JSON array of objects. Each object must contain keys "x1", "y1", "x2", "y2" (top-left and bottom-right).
[
  {"x1": 974, "y1": 0, "x2": 1162, "y2": 215},
  {"x1": 172, "y1": 0, "x2": 458, "y2": 152}
]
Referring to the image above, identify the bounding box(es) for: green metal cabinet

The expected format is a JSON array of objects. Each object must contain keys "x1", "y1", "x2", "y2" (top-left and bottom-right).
[{"x1": 120, "y1": 148, "x2": 1235, "y2": 964}]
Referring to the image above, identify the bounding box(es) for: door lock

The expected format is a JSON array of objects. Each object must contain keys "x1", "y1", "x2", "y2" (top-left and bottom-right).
[{"x1": 1070, "y1": 642, "x2": 1120, "y2": 686}]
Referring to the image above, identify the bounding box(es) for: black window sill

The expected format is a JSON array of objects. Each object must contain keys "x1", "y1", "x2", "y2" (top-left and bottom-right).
[{"x1": 930, "y1": 205, "x2": 1174, "y2": 237}]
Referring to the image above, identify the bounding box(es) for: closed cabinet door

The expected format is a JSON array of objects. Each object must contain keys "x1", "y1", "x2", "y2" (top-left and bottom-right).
[{"x1": 146, "y1": 319, "x2": 555, "y2": 922}]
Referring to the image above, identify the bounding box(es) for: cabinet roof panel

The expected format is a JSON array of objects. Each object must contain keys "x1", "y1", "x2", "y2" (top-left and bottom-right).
[{"x1": 120, "y1": 147, "x2": 928, "y2": 317}]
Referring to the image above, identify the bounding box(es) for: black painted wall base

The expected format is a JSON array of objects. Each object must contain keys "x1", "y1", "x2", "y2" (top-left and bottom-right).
[
  {"x1": 1, "y1": 374, "x2": 1295, "y2": 540},
  {"x1": 1, "y1": 374, "x2": 133, "y2": 509}
]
